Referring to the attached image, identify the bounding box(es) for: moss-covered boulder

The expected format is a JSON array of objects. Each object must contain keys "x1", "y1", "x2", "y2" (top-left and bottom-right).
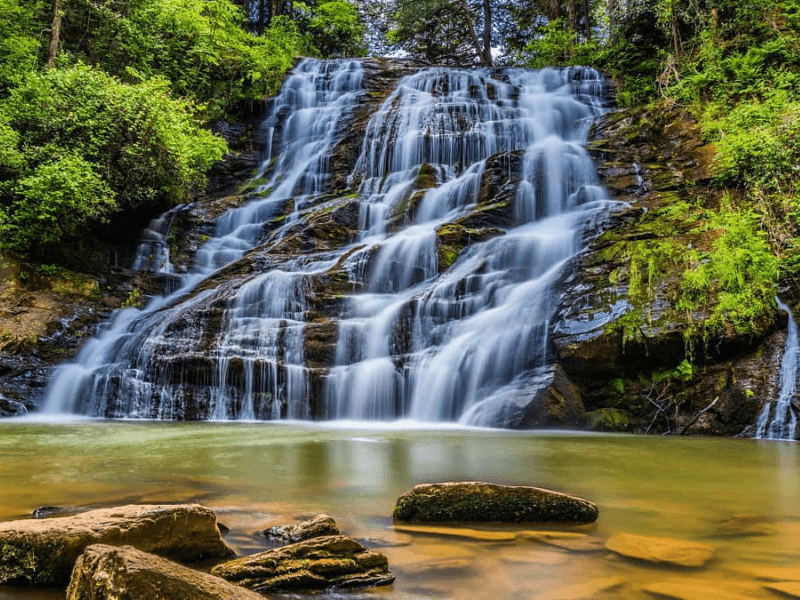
[
  {"x1": 210, "y1": 535, "x2": 394, "y2": 593},
  {"x1": 66, "y1": 544, "x2": 262, "y2": 600},
  {"x1": 0, "y1": 504, "x2": 233, "y2": 587},
  {"x1": 392, "y1": 482, "x2": 598, "y2": 524}
]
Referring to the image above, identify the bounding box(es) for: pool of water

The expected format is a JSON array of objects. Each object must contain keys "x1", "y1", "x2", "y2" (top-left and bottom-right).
[{"x1": 0, "y1": 421, "x2": 798, "y2": 599}]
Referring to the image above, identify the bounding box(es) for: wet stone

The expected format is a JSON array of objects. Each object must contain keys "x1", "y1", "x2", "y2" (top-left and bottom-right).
[
  {"x1": 264, "y1": 513, "x2": 340, "y2": 543},
  {"x1": 393, "y1": 482, "x2": 599, "y2": 524},
  {"x1": 210, "y1": 535, "x2": 394, "y2": 593},
  {"x1": 0, "y1": 504, "x2": 233, "y2": 587},
  {"x1": 66, "y1": 544, "x2": 263, "y2": 600}
]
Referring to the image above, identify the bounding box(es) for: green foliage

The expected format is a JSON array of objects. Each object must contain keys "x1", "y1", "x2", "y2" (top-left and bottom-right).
[
  {"x1": 0, "y1": 0, "x2": 39, "y2": 94},
  {"x1": 2, "y1": 153, "x2": 115, "y2": 255},
  {"x1": 677, "y1": 200, "x2": 779, "y2": 338},
  {"x1": 298, "y1": 1, "x2": 367, "y2": 58},
  {"x1": 389, "y1": 0, "x2": 479, "y2": 64},
  {"x1": 63, "y1": 0, "x2": 308, "y2": 116},
  {"x1": 0, "y1": 64, "x2": 226, "y2": 258},
  {"x1": 516, "y1": 20, "x2": 602, "y2": 70}
]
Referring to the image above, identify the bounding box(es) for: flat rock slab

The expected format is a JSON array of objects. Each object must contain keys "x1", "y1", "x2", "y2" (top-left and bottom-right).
[
  {"x1": 392, "y1": 482, "x2": 598, "y2": 524},
  {"x1": 211, "y1": 534, "x2": 394, "y2": 593},
  {"x1": 735, "y1": 565, "x2": 800, "y2": 582},
  {"x1": 766, "y1": 582, "x2": 800, "y2": 598},
  {"x1": 66, "y1": 544, "x2": 262, "y2": 600},
  {"x1": 0, "y1": 504, "x2": 233, "y2": 586},
  {"x1": 533, "y1": 576, "x2": 625, "y2": 599},
  {"x1": 518, "y1": 531, "x2": 604, "y2": 552},
  {"x1": 606, "y1": 533, "x2": 714, "y2": 568},
  {"x1": 393, "y1": 524, "x2": 516, "y2": 542},
  {"x1": 641, "y1": 580, "x2": 762, "y2": 600},
  {"x1": 265, "y1": 513, "x2": 339, "y2": 543}
]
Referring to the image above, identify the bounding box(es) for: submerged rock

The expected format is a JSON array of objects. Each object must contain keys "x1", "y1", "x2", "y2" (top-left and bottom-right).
[
  {"x1": 66, "y1": 544, "x2": 262, "y2": 600},
  {"x1": 392, "y1": 482, "x2": 598, "y2": 524},
  {"x1": 264, "y1": 513, "x2": 340, "y2": 543},
  {"x1": 0, "y1": 504, "x2": 233, "y2": 586},
  {"x1": 211, "y1": 534, "x2": 394, "y2": 593},
  {"x1": 605, "y1": 533, "x2": 714, "y2": 568}
]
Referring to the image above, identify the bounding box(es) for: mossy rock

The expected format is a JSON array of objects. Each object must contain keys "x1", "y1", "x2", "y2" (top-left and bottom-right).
[
  {"x1": 0, "y1": 504, "x2": 233, "y2": 587},
  {"x1": 392, "y1": 482, "x2": 598, "y2": 524},
  {"x1": 210, "y1": 535, "x2": 394, "y2": 593},
  {"x1": 585, "y1": 408, "x2": 630, "y2": 432}
]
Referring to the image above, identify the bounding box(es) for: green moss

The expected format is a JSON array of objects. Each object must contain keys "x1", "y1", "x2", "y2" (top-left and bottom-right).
[{"x1": 585, "y1": 408, "x2": 630, "y2": 432}]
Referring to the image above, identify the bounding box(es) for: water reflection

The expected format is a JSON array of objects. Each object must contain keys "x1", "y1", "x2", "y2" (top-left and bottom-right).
[{"x1": 0, "y1": 423, "x2": 798, "y2": 599}]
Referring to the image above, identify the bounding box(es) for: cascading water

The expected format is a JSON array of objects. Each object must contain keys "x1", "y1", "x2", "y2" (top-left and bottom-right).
[
  {"x1": 755, "y1": 298, "x2": 799, "y2": 440},
  {"x1": 44, "y1": 59, "x2": 364, "y2": 418},
  {"x1": 325, "y1": 66, "x2": 613, "y2": 425},
  {"x1": 44, "y1": 58, "x2": 618, "y2": 426}
]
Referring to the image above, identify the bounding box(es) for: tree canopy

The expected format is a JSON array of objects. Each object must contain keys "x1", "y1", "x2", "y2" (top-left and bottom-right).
[{"x1": 0, "y1": 0, "x2": 365, "y2": 261}]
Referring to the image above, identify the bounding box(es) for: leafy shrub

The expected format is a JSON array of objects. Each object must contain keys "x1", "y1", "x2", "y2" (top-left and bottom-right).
[{"x1": 0, "y1": 64, "x2": 226, "y2": 258}]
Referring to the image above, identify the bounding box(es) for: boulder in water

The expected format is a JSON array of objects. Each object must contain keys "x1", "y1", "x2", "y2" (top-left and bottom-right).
[
  {"x1": 264, "y1": 513, "x2": 339, "y2": 543},
  {"x1": 0, "y1": 504, "x2": 233, "y2": 586},
  {"x1": 66, "y1": 544, "x2": 262, "y2": 600},
  {"x1": 461, "y1": 364, "x2": 586, "y2": 429},
  {"x1": 392, "y1": 482, "x2": 598, "y2": 524},
  {"x1": 210, "y1": 535, "x2": 394, "y2": 592}
]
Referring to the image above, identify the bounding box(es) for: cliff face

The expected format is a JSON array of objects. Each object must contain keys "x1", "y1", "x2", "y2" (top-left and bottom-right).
[
  {"x1": 0, "y1": 60, "x2": 792, "y2": 437},
  {"x1": 555, "y1": 106, "x2": 786, "y2": 436}
]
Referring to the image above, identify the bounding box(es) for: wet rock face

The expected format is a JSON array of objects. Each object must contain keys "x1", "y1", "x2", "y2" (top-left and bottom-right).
[
  {"x1": 0, "y1": 504, "x2": 233, "y2": 587},
  {"x1": 66, "y1": 544, "x2": 263, "y2": 600},
  {"x1": 210, "y1": 535, "x2": 395, "y2": 593},
  {"x1": 553, "y1": 105, "x2": 783, "y2": 435},
  {"x1": 392, "y1": 482, "x2": 599, "y2": 524},
  {"x1": 461, "y1": 364, "x2": 585, "y2": 429}
]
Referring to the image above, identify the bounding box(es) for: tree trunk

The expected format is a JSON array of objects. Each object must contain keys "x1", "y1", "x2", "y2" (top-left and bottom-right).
[
  {"x1": 671, "y1": 1, "x2": 681, "y2": 65},
  {"x1": 548, "y1": 0, "x2": 560, "y2": 22},
  {"x1": 47, "y1": 0, "x2": 61, "y2": 68},
  {"x1": 482, "y1": 0, "x2": 493, "y2": 66},
  {"x1": 568, "y1": 0, "x2": 577, "y2": 36},
  {"x1": 608, "y1": 0, "x2": 617, "y2": 45},
  {"x1": 459, "y1": 0, "x2": 491, "y2": 66},
  {"x1": 582, "y1": 0, "x2": 591, "y2": 40}
]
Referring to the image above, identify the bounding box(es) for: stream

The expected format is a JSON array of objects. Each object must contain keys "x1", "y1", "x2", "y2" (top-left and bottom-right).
[{"x1": 1, "y1": 421, "x2": 798, "y2": 599}]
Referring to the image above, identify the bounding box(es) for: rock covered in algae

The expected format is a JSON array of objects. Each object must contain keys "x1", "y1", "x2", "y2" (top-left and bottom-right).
[
  {"x1": 264, "y1": 513, "x2": 339, "y2": 543},
  {"x1": 66, "y1": 544, "x2": 262, "y2": 600},
  {"x1": 0, "y1": 504, "x2": 233, "y2": 586},
  {"x1": 392, "y1": 482, "x2": 598, "y2": 524},
  {"x1": 605, "y1": 533, "x2": 715, "y2": 568},
  {"x1": 210, "y1": 534, "x2": 394, "y2": 592}
]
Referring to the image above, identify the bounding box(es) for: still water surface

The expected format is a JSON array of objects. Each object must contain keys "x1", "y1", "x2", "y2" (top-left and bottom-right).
[{"x1": 0, "y1": 422, "x2": 798, "y2": 599}]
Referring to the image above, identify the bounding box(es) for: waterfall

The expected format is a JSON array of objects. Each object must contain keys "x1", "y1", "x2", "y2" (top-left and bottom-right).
[
  {"x1": 326, "y1": 66, "x2": 612, "y2": 425},
  {"x1": 755, "y1": 299, "x2": 799, "y2": 440},
  {"x1": 43, "y1": 59, "x2": 618, "y2": 426},
  {"x1": 43, "y1": 59, "x2": 364, "y2": 419}
]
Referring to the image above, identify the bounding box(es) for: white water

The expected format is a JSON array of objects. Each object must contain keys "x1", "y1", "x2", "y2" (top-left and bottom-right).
[
  {"x1": 325, "y1": 66, "x2": 612, "y2": 425},
  {"x1": 755, "y1": 298, "x2": 799, "y2": 440},
  {"x1": 43, "y1": 59, "x2": 617, "y2": 427}
]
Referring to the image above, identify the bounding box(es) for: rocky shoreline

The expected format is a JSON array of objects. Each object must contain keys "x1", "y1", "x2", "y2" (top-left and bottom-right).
[
  {"x1": 0, "y1": 483, "x2": 598, "y2": 599},
  {"x1": 3, "y1": 482, "x2": 795, "y2": 600}
]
